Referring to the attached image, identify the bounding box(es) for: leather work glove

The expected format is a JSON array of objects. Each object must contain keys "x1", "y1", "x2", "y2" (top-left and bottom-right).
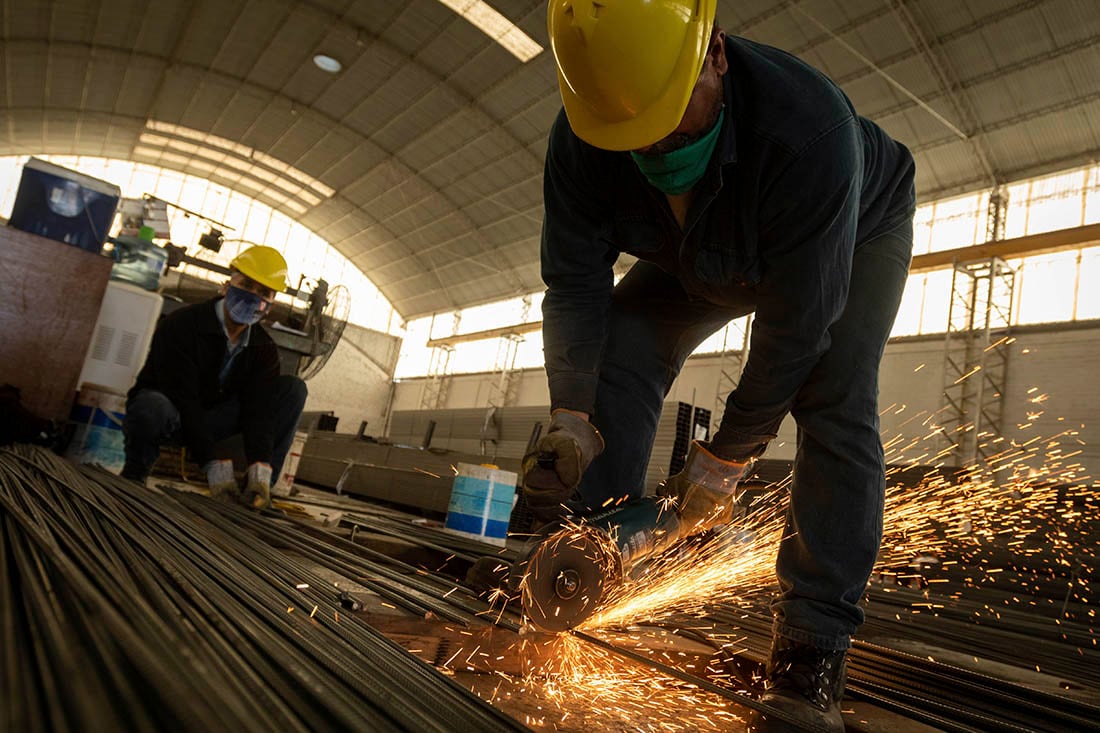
[
  {"x1": 521, "y1": 411, "x2": 605, "y2": 520},
  {"x1": 242, "y1": 462, "x2": 273, "y2": 510},
  {"x1": 658, "y1": 440, "x2": 752, "y2": 536},
  {"x1": 205, "y1": 459, "x2": 239, "y2": 503}
]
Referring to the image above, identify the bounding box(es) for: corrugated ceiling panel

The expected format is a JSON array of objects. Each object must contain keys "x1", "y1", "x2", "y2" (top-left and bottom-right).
[
  {"x1": 245, "y1": 6, "x2": 329, "y2": 90},
  {"x1": 316, "y1": 212, "x2": 371, "y2": 244},
  {"x1": 294, "y1": 128, "x2": 362, "y2": 180},
  {"x1": 923, "y1": 0, "x2": 981, "y2": 38},
  {"x1": 376, "y1": 85, "x2": 468, "y2": 153},
  {"x1": 6, "y1": 2, "x2": 50, "y2": 37},
  {"x1": 94, "y1": 0, "x2": 148, "y2": 48},
  {"x1": 416, "y1": 119, "x2": 517, "y2": 187},
  {"x1": 449, "y1": 41, "x2": 535, "y2": 99},
  {"x1": 207, "y1": 87, "x2": 270, "y2": 141},
  {"x1": 131, "y1": 1, "x2": 192, "y2": 55},
  {"x1": 173, "y1": 0, "x2": 238, "y2": 68},
  {"x1": 986, "y1": 5, "x2": 1056, "y2": 67},
  {"x1": 1060, "y1": 45, "x2": 1100, "y2": 97},
  {"x1": 151, "y1": 67, "x2": 201, "y2": 122},
  {"x1": 7, "y1": 45, "x2": 48, "y2": 108},
  {"x1": 181, "y1": 78, "x2": 246, "y2": 131},
  {"x1": 478, "y1": 61, "x2": 556, "y2": 123},
  {"x1": 213, "y1": 0, "x2": 291, "y2": 79},
  {"x1": 384, "y1": 0, "x2": 453, "y2": 54},
  {"x1": 457, "y1": 188, "x2": 541, "y2": 234},
  {"x1": 42, "y1": 110, "x2": 78, "y2": 146},
  {"x1": 364, "y1": 174, "x2": 435, "y2": 221},
  {"x1": 504, "y1": 94, "x2": 563, "y2": 148},
  {"x1": 82, "y1": 54, "x2": 130, "y2": 114},
  {"x1": 1039, "y1": 0, "x2": 1100, "y2": 46},
  {"x1": 476, "y1": 207, "x2": 541, "y2": 242},
  {"x1": 114, "y1": 57, "x2": 164, "y2": 119},
  {"x1": 267, "y1": 114, "x2": 335, "y2": 167},
  {"x1": 383, "y1": 195, "x2": 455, "y2": 237},
  {"x1": 341, "y1": 63, "x2": 434, "y2": 136},
  {"x1": 309, "y1": 43, "x2": 403, "y2": 121},
  {"x1": 48, "y1": 1, "x2": 97, "y2": 42},
  {"x1": 415, "y1": 10, "x2": 493, "y2": 81},
  {"x1": 322, "y1": 141, "x2": 387, "y2": 190}
]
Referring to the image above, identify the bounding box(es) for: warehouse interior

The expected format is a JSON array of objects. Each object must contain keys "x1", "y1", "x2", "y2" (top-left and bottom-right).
[{"x1": 1, "y1": 1, "x2": 1099, "y2": 731}]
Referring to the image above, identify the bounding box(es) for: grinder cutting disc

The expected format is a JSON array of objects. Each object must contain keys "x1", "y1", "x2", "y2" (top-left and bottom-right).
[{"x1": 520, "y1": 527, "x2": 617, "y2": 632}]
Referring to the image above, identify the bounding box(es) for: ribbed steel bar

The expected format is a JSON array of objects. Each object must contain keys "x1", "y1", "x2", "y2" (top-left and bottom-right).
[{"x1": 0, "y1": 445, "x2": 528, "y2": 733}]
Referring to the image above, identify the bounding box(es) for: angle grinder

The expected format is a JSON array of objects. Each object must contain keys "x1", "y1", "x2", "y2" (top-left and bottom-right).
[{"x1": 515, "y1": 497, "x2": 685, "y2": 632}]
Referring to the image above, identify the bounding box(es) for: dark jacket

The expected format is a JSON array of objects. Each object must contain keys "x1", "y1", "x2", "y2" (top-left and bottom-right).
[
  {"x1": 540, "y1": 35, "x2": 917, "y2": 450},
  {"x1": 130, "y1": 298, "x2": 281, "y2": 466}
]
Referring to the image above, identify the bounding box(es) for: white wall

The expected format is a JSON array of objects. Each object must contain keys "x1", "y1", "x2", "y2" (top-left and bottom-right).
[
  {"x1": 390, "y1": 321, "x2": 1100, "y2": 480},
  {"x1": 304, "y1": 322, "x2": 400, "y2": 434}
]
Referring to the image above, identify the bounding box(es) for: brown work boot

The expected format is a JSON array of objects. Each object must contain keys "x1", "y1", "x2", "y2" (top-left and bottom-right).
[{"x1": 748, "y1": 635, "x2": 847, "y2": 733}]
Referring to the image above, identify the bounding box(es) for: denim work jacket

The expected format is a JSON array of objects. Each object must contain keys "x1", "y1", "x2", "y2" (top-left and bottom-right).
[{"x1": 540, "y1": 36, "x2": 917, "y2": 447}]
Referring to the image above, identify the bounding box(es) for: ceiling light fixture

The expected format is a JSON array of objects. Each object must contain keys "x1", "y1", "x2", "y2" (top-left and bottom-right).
[{"x1": 313, "y1": 54, "x2": 342, "y2": 73}]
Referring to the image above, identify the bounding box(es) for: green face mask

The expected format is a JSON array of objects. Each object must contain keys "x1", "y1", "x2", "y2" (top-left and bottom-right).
[{"x1": 630, "y1": 109, "x2": 725, "y2": 195}]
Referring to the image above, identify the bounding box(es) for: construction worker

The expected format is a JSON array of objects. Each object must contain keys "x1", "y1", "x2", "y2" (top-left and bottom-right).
[
  {"x1": 523, "y1": 2, "x2": 916, "y2": 731},
  {"x1": 121, "y1": 245, "x2": 307, "y2": 510}
]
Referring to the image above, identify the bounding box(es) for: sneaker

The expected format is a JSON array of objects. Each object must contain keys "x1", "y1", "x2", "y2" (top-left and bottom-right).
[{"x1": 748, "y1": 635, "x2": 847, "y2": 733}]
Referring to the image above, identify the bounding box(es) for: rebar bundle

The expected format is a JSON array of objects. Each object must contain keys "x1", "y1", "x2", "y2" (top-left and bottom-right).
[{"x1": 0, "y1": 445, "x2": 525, "y2": 733}]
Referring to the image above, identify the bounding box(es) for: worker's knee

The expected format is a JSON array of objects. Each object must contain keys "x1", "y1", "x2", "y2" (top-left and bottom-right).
[
  {"x1": 124, "y1": 389, "x2": 180, "y2": 434},
  {"x1": 273, "y1": 375, "x2": 308, "y2": 410}
]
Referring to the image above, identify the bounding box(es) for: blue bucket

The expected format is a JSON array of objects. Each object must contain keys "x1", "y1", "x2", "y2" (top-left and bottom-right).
[{"x1": 66, "y1": 385, "x2": 127, "y2": 474}]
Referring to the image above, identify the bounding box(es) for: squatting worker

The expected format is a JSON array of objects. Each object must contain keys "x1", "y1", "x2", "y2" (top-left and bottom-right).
[
  {"x1": 122, "y1": 245, "x2": 307, "y2": 510},
  {"x1": 523, "y1": 2, "x2": 916, "y2": 731}
]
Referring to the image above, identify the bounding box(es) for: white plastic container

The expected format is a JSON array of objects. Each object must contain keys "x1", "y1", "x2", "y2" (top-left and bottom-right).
[
  {"x1": 273, "y1": 431, "x2": 308, "y2": 497},
  {"x1": 78, "y1": 281, "x2": 163, "y2": 394},
  {"x1": 444, "y1": 463, "x2": 518, "y2": 546}
]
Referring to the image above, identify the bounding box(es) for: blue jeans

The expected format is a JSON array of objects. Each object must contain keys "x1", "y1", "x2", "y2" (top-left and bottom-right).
[
  {"x1": 122, "y1": 375, "x2": 307, "y2": 480},
  {"x1": 577, "y1": 221, "x2": 913, "y2": 649}
]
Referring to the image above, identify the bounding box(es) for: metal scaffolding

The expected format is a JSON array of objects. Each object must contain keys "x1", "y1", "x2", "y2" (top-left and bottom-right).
[
  {"x1": 484, "y1": 296, "x2": 531, "y2": 410},
  {"x1": 940, "y1": 256, "x2": 1016, "y2": 466},
  {"x1": 421, "y1": 313, "x2": 460, "y2": 410},
  {"x1": 711, "y1": 316, "x2": 752, "y2": 437}
]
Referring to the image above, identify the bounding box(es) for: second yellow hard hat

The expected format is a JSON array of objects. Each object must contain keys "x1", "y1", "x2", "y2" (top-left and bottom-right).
[{"x1": 230, "y1": 245, "x2": 289, "y2": 293}]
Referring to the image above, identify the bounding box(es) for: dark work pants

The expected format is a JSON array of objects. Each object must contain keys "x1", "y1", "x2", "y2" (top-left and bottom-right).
[
  {"x1": 577, "y1": 220, "x2": 913, "y2": 649},
  {"x1": 122, "y1": 375, "x2": 307, "y2": 481}
]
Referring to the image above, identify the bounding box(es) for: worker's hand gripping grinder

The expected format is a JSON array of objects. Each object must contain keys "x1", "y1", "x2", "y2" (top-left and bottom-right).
[{"x1": 517, "y1": 440, "x2": 752, "y2": 632}]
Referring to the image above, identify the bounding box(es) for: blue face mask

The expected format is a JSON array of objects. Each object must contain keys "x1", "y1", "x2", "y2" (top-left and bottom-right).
[
  {"x1": 225, "y1": 285, "x2": 267, "y2": 325},
  {"x1": 630, "y1": 109, "x2": 725, "y2": 195}
]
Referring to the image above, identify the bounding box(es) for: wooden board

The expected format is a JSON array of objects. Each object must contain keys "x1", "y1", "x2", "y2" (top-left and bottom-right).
[{"x1": 0, "y1": 227, "x2": 113, "y2": 421}]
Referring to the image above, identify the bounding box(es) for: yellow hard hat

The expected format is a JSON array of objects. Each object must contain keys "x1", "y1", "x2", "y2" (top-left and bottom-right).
[
  {"x1": 548, "y1": 0, "x2": 717, "y2": 151},
  {"x1": 230, "y1": 245, "x2": 288, "y2": 292}
]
